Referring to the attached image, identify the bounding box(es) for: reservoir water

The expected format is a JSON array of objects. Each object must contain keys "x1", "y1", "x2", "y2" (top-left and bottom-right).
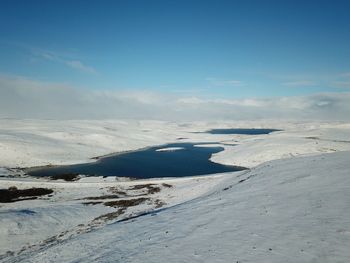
[
  {"x1": 206, "y1": 128, "x2": 281, "y2": 135},
  {"x1": 27, "y1": 143, "x2": 246, "y2": 179}
]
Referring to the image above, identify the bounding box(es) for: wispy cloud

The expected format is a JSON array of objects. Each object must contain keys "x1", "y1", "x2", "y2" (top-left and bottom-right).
[
  {"x1": 328, "y1": 71, "x2": 350, "y2": 89},
  {"x1": 282, "y1": 80, "x2": 317, "y2": 87},
  {"x1": 332, "y1": 81, "x2": 350, "y2": 89},
  {"x1": 65, "y1": 60, "x2": 96, "y2": 74},
  {"x1": 271, "y1": 70, "x2": 350, "y2": 89},
  {"x1": 339, "y1": 72, "x2": 350, "y2": 78},
  {"x1": 1, "y1": 74, "x2": 350, "y2": 121},
  {"x1": 32, "y1": 48, "x2": 97, "y2": 74},
  {"x1": 206, "y1": 78, "x2": 244, "y2": 87}
]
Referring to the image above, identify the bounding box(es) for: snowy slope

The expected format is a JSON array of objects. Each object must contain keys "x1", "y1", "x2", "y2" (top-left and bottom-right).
[
  {"x1": 4, "y1": 151, "x2": 350, "y2": 263},
  {"x1": 0, "y1": 173, "x2": 231, "y2": 258},
  {"x1": 1, "y1": 119, "x2": 350, "y2": 262}
]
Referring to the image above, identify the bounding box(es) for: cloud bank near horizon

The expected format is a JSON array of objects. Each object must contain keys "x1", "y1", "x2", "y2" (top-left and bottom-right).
[{"x1": 1, "y1": 75, "x2": 350, "y2": 121}]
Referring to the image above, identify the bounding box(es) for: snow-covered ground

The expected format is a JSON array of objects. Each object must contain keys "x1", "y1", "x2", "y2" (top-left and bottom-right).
[
  {"x1": 1, "y1": 119, "x2": 350, "y2": 262},
  {"x1": 1, "y1": 119, "x2": 350, "y2": 168},
  {"x1": 0, "y1": 174, "x2": 230, "y2": 258}
]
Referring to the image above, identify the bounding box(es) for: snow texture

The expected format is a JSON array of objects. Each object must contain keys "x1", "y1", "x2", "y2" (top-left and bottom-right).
[{"x1": 1, "y1": 119, "x2": 350, "y2": 262}]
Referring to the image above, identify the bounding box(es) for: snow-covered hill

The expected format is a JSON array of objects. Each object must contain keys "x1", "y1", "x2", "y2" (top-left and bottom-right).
[
  {"x1": 3, "y1": 151, "x2": 350, "y2": 263},
  {"x1": 1, "y1": 119, "x2": 350, "y2": 262}
]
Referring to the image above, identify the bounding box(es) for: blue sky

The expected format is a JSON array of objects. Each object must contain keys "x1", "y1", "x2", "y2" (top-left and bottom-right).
[{"x1": 1, "y1": 0, "x2": 350, "y2": 100}]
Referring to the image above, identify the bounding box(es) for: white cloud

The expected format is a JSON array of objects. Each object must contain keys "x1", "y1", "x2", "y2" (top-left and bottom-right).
[
  {"x1": 65, "y1": 60, "x2": 96, "y2": 74},
  {"x1": 1, "y1": 75, "x2": 350, "y2": 121},
  {"x1": 206, "y1": 78, "x2": 244, "y2": 87},
  {"x1": 177, "y1": 97, "x2": 206, "y2": 104},
  {"x1": 32, "y1": 49, "x2": 97, "y2": 74}
]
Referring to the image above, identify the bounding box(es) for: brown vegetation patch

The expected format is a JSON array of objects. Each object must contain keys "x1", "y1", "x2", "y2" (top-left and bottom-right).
[
  {"x1": 104, "y1": 197, "x2": 149, "y2": 208},
  {"x1": 0, "y1": 187, "x2": 54, "y2": 203},
  {"x1": 147, "y1": 186, "x2": 161, "y2": 194},
  {"x1": 129, "y1": 184, "x2": 155, "y2": 190},
  {"x1": 49, "y1": 173, "x2": 80, "y2": 181},
  {"x1": 154, "y1": 199, "x2": 165, "y2": 208},
  {"x1": 93, "y1": 208, "x2": 126, "y2": 222},
  {"x1": 129, "y1": 184, "x2": 161, "y2": 194},
  {"x1": 107, "y1": 187, "x2": 127, "y2": 196},
  {"x1": 84, "y1": 194, "x2": 121, "y2": 200},
  {"x1": 162, "y1": 183, "x2": 173, "y2": 188},
  {"x1": 305, "y1": 136, "x2": 320, "y2": 140}
]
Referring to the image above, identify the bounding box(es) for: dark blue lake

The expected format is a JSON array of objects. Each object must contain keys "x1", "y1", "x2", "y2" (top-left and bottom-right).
[
  {"x1": 206, "y1": 128, "x2": 281, "y2": 135},
  {"x1": 27, "y1": 143, "x2": 246, "y2": 179}
]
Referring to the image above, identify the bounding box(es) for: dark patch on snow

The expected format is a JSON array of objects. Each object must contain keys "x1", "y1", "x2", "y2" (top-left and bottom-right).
[
  {"x1": 128, "y1": 184, "x2": 161, "y2": 194},
  {"x1": 205, "y1": 128, "x2": 282, "y2": 135},
  {"x1": 49, "y1": 173, "x2": 80, "y2": 181},
  {"x1": 0, "y1": 187, "x2": 53, "y2": 203},
  {"x1": 93, "y1": 208, "x2": 126, "y2": 222},
  {"x1": 84, "y1": 194, "x2": 121, "y2": 200},
  {"x1": 104, "y1": 197, "x2": 149, "y2": 208},
  {"x1": 13, "y1": 209, "x2": 36, "y2": 215}
]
